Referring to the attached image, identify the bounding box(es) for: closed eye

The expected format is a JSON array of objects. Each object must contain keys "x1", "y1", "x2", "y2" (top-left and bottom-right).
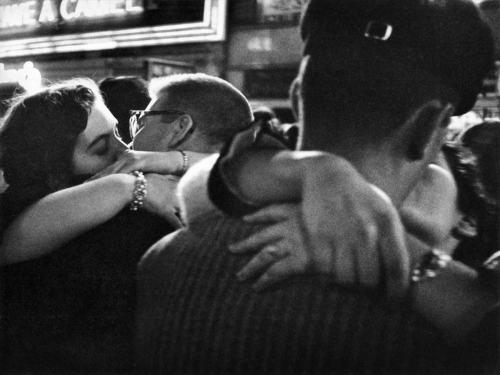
[{"x1": 87, "y1": 135, "x2": 110, "y2": 156}]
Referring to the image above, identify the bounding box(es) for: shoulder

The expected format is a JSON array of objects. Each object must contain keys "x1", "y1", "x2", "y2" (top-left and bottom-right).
[
  {"x1": 178, "y1": 154, "x2": 220, "y2": 224},
  {"x1": 138, "y1": 210, "x2": 251, "y2": 276}
]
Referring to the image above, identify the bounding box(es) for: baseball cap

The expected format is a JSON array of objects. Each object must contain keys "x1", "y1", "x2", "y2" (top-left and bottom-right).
[{"x1": 301, "y1": 0, "x2": 494, "y2": 115}]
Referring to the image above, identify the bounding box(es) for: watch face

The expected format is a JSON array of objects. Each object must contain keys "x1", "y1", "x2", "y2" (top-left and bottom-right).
[{"x1": 411, "y1": 249, "x2": 452, "y2": 284}]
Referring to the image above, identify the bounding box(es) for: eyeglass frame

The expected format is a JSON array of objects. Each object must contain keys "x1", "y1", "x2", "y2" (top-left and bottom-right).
[{"x1": 128, "y1": 109, "x2": 186, "y2": 140}]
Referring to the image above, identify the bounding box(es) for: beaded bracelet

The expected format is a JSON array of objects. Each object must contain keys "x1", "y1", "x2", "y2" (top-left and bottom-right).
[
  {"x1": 129, "y1": 170, "x2": 147, "y2": 211},
  {"x1": 179, "y1": 150, "x2": 189, "y2": 174},
  {"x1": 411, "y1": 248, "x2": 452, "y2": 283}
]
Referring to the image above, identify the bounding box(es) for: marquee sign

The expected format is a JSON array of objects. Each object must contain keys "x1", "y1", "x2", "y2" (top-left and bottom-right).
[
  {"x1": 0, "y1": 0, "x2": 227, "y2": 58},
  {"x1": 0, "y1": 0, "x2": 143, "y2": 28}
]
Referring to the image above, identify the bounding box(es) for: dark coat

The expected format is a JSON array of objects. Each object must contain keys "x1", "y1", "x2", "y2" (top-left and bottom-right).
[
  {"x1": 1, "y1": 209, "x2": 174, "y2": 374},
  {"x1": 136, "y1": 211, "x2": 449, "y2": 375}
]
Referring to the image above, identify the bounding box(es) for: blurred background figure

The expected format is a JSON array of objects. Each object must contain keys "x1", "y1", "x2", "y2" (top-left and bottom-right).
[
  {"x1": 98, "y1": 76, "x2": 150, "y2": 144},
  {"x1": 453, "y1": 120, "x2": 500, "y2": 267},
  {"x1": 401, "y1": 120, "x2": 500, "y2": 269},
  {"x1": 253, "y1": 105, "x2": 279, "y2": 126},
  {"x1": 253, "y1": 105, "x2": 299, "y2": 149},
  {"x1": 446, "y1": 111, "x2": 484, "y2": 141}
]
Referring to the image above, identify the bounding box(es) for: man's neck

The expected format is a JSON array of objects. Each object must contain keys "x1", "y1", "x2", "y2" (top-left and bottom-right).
[{"x1": 302, "y1": 137, "x2": 409, "y2": 207}]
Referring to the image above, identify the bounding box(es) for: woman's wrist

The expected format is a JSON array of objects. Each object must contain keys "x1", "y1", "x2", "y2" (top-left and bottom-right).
[{"x1": 111, "y1": 173, "x2": 137, "y2": 207}]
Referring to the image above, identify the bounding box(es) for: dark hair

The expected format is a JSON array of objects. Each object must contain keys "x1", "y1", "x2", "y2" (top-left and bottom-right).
[
  {"x1": 441, "y1": 143, "x2": 489, "y2": 222},
  {"x1": 300, "y1": 54, "x2": 458, "y2": 149},
  {"x1": 300, "y1": 0, "x2": 494, "y2": 116},
  {"x1": 252, "y1": 106, "x2": 278, "y2": 125},
  {"x1": 0, "y1": 82, "x2": 25, "y2": 118},
  {"x1": 460, "y1": 121, "x2": 500, "y2": 204},
  {"x1": 98, "y1": 76, "x2": 150, "y2": 144},
  {"x1": 0, "y1": 79, "x2": 99, "y2": 216}
]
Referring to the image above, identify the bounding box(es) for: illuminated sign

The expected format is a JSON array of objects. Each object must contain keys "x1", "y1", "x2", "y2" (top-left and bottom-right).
[
  {"x1": 0, "y1": 0, "x2": 143, "y2": 28},
  {"x1": 0, "y1": 0, "x2": 227, "y2": 58}
]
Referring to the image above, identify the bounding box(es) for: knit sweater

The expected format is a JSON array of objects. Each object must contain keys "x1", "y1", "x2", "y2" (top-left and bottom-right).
[{"x1": 136, "y1": 211, "x2": 449, "y2": 375}]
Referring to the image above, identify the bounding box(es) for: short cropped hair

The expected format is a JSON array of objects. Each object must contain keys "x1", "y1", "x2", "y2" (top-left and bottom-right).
[
  {"x1": 152, "y1": 74, "x2": 253, "y2": 145},
  {"x1": 300, "y1": 55, "x2": 458, "y2": 146},
  {"x1": 0, "y1": 78, "x2": 101, "y2": 213}
]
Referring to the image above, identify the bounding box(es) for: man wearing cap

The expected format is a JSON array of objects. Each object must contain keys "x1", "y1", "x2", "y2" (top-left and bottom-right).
[{"x1": 136, "y1": 0, "x2": 497, "y2": 373}]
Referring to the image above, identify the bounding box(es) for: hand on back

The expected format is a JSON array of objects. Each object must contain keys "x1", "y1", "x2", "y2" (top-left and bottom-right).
[{"x1": 230, "y1": 154, "x2": 410, "y2": 298}]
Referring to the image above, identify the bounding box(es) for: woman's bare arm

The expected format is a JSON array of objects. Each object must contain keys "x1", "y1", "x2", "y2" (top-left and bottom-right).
[
  {"x1": 0, "y1": 150, "x2": 208, "y2": 266},
  {"x1": 0, "y1": 174, "x2": 136, "y2": 265},
  {"x1": 89, "y1": 150, "x2": 210, "y2": 180}
]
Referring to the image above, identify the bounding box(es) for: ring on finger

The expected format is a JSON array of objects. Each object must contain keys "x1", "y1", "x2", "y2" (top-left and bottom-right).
[{"x1": 264, "y1": 245, "x2": 288, "y2": 260}]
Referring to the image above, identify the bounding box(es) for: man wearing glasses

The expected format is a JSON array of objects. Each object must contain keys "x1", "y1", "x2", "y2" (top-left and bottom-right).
[{"x1": 131, "y1": 73, "x2": 254, "y2": 155}]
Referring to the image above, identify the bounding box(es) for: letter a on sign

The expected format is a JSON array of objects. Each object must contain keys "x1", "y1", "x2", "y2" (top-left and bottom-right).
[{"x1": 39, "y1": 0, "x2": 58, "y2": 23}]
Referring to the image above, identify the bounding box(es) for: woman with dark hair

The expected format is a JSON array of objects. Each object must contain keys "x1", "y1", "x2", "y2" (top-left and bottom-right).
[
  {"x1": 0, "y1": 78, "x2": 209, "y2": 265},
  {"x1": 451, "y1": 121, "x2": 500, "y2": 268},
  {"x1": 0, "y1": 78, "x2": 204, "y2": 373},
  {"x1": 400, "y1": 121, "x2": 499, "y2": 268}
]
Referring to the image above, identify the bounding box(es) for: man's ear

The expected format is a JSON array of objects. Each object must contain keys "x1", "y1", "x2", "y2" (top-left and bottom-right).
[
  {"x1": 404, "y1": 100, "x2": 454, "y2": 161},
  {"x1": 167, "y1": 114, "x2": 195, "y2": 148}
]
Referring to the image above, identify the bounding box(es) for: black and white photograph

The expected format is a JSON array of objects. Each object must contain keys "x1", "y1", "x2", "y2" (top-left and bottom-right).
[{"x1": 0, "y1": 0, "x2": 498, "y2": 374}]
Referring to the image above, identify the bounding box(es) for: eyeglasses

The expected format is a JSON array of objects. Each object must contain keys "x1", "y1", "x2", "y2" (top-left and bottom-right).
[{"x1": 129, "y1": 109, "x2": 185, "y2": 139}]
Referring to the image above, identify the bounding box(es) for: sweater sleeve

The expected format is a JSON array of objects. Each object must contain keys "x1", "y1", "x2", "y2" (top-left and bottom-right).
[{"x1": 178, "y1": 122, "x2": 290, "y2": 224}]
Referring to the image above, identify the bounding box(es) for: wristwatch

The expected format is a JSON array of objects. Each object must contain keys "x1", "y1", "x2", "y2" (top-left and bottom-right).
[{"x1": 411, "y1": 248, "x2": 452, "y2": 283}]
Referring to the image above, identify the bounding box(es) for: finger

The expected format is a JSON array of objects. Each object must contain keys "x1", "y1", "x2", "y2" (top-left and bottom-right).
[
  {"x1": 379, "y1": 211, "x2": 410, "y2": 299},
  {"x1": 252, "y1": 257, "x2": 301, "y2": 291},
  {"x1": 113, "y1": 164, "x2": 136, "y2": 174},
  {"x1": 356, "y1": 248, "x2": 380, "y2": 290},
  {"x1": 355, "y1": 223, "x2": 380, "y2": 289},
  {"x1": 110, "y1": 159, "x2": 138, "y2": 174},
  {"x1": 229, "y1": 226, "x2": 285, "y2": 253},
  {"x1": 236, "y1": 245, "x2": 286, "y2": 281},
  {"x1": 333, "y1": 243, "x2": 357, "y2": 286},
  {"x1": 243, "y1": 204, "x2": 297, "y2": 224}
]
